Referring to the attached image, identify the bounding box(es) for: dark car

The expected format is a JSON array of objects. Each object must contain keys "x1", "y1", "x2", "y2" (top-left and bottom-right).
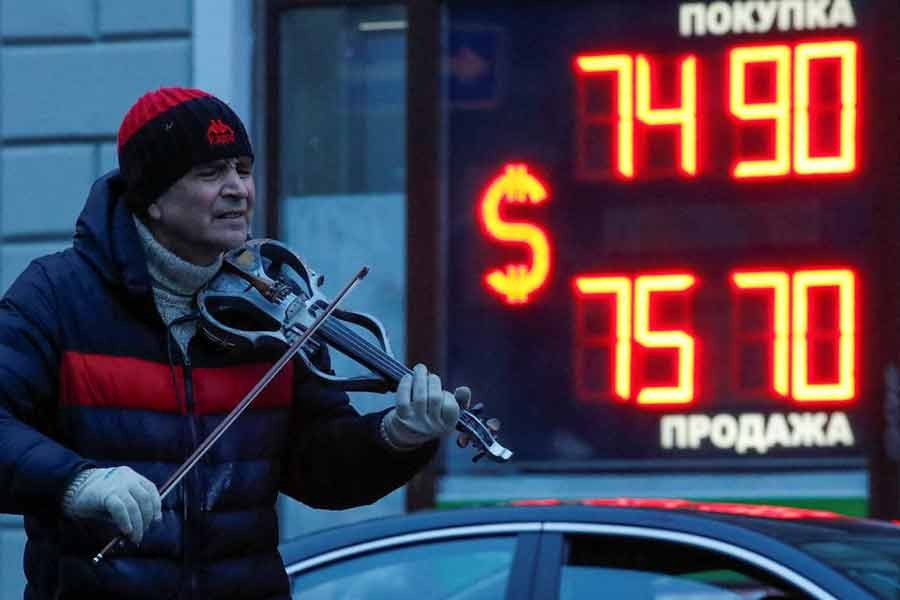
[{"x1": 280, "y1": 498, "x2": 900, "y2": 599}]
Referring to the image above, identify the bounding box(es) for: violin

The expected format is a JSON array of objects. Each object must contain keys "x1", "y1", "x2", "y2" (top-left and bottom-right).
[
  {"x1": 94, "y1": 240, "x2": 512, "y2": 564},
  {"x1": 96, "y1": 261, "x2": 371, "y2": 564},
  {"x1": 196, "y1": 239, "x2": 513, "y2": 463}
]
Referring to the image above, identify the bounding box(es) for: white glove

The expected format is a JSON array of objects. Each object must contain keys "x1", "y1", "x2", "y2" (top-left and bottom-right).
[
  {"x1": 61, "y1": 466, "x2": 162, "y2": 545},
  {"x1": 381, "y1": 363, "x2": 463, "y2": 449}
]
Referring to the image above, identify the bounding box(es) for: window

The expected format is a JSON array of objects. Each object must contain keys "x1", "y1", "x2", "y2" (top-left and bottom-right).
[
  {"x1": 275, "y1": 4, "x2": 408, "y2": 419},
  {"x1": 290, "y1": 536, "x2": 516, "y2": 600},
  {"x1": 278, "y1": 5, "x2": 406, "y2": 198},
  {"x1": 560, "y1": 534, "x2": 809, "y2": 599},
  {"x1": 783, "y1": 529, "x2": 900, "y2": 599}
]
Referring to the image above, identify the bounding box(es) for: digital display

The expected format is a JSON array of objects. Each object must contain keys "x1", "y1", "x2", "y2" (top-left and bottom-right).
[
  {"x1": 476, "y1": 163, "x2": 858, "y2": 407},
  {"x1": 573, "y1": 40, "x2": 857, "y2": 180},
  {"x1": 443, "y1": 0, "x2": 891, "y2": 470}
]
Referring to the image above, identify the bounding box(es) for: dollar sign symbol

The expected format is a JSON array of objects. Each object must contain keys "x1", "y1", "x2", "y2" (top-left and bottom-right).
[{"x1": 479, "y1": 164, "x2": 552, "y2": 305}]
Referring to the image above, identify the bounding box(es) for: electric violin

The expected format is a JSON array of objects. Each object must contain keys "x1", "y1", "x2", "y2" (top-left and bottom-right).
[
  {"x1": 196, "y1": 239, "x2": 513, "y2": 463},
  {"x1": 94, "y1": 239, "x2": 512, "y2": 565},
  {"x1": 95, "y1": 259, "x2": 369, "y2": 564}
]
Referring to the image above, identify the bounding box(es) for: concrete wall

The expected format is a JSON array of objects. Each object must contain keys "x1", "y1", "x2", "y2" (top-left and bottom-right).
[
  {"x1": 0, "y1": 0, "x2": 193, "y2": 292},
  {"x1": 0, "y1": 1, "x2": 192, "y2": 597}
]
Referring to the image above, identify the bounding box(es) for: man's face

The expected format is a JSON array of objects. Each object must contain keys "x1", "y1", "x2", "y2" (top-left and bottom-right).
[{"x1": 148, "y1": 156, "x2": 255, "y2": 265}]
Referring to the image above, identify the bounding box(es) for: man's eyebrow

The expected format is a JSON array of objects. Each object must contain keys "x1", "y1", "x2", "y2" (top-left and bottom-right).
[
  {"x1": 193, "y1": 157, "x2": 252, "y2": 171},
  {"x1": 194, "y1": 160, "x2": 228, "y2": 169}
]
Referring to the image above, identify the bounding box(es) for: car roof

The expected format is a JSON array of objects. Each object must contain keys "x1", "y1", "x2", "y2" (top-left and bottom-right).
[
  {"x1": 279, "y1": 500, "x2": 900, "y2": 600},
  {"x1": 279, "y1": 501, "x2": 893, "y2": 563},
  {"x1": 280, "y1": 502, "x2": 896, "y2": 598}
]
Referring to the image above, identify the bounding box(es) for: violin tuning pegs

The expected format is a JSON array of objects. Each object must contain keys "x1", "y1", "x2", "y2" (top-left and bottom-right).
[
  {"x1": 486, "y1": 418, "x2": 501, "y2": 432},
  {"x1": 472, "y1": 450, "x2": 487, "y2": 463},
  {"x1": 469, "y1": 402, "x2": 485, "y2": 414},
  {"x1": 456, "y1": 432, "x2": 472, "y2": 448}
]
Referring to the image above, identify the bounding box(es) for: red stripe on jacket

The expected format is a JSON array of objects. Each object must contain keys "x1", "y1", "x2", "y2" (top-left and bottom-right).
[{"x1": 60, "y1": 352, "x2": 294, "y2": 415}]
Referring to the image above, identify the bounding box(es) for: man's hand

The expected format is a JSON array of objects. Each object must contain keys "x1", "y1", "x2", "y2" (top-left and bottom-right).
[
  {"x1": 381, "y1": 364, "x2": 463, "y2": 449},
  {"x1": 62, "y1": 466, "x2": 162, "y2": 545}
]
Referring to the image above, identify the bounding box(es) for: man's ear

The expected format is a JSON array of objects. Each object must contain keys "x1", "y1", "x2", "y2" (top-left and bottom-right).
[{"x1": 147, "y1": 203, "x2": 162, "y2": 220}]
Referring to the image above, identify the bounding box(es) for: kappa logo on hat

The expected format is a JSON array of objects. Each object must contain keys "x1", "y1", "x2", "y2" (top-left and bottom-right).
[{"x1": 207, "y1": 119, "x2": 236, "y2": 145}]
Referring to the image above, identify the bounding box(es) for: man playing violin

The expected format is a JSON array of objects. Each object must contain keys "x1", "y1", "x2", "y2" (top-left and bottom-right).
[{"x1": 0, "y1": 87, "x2": 462, "y2": 599}]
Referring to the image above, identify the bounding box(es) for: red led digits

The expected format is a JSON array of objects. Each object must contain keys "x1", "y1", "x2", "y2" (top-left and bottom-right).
[
  {"x1": 634, "y1": 274, "x2": 697, "y2": 405},
  {"x1": 731, "y1": 269, "x2": 856, "y2": 403},
  {"x1": 570, "y1": 269, "x2": 856, "y2": 408},
  {"x1": 794, "y1": 41, "x2": 858, "y2": 175},
  {"x1": 636, "y1": 54, "x2": 699, "y2": 176},
  {"x1": 731, "y1": 271, "x2": 791, "y2": 396},
  {"x1": 575, "y1": 53, "x2": 698, "y2": 178},
  {"x1": 574, "y1": 274, "x2": 697, "y2": 406},
  {"x1": 479, "y1": 163, "x2": 552, "y2": 304},
  {"x1": 574, "y1": 276, "x2": 632, "y2": 401},
  {"x1": 574, "y1": 39, "x2": 859, "y2": 180},
  {"x1": 574, "y1": 54, "x2": 634, "y2": 179},
  {"x1": 729, "y1": 46, "x2": 792, "y2": 178},
  {"x1": 730, "y1": 40, "x2": 858, "y2": 178},
  {"x1": 793, "y1": 269, "x2": 856, "y2": 401}
]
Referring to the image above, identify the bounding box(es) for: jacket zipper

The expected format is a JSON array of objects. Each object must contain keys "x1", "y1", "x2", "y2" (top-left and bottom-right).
[
  {"x1": 171, "y1": 328, "x2": 200, "y2": 600},
  {"x1": 183, "y1": 349, "x2": 199, "y2": 598}
]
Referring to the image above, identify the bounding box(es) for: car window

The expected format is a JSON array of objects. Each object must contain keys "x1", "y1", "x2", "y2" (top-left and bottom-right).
[
  {"x1": 290, "y1": 535, "x2": 516, "y2": 600},
  {"x1": 559, "y1": 534, "x2": 810, "y2": 600},
  {"x1": 800, "y1": 537, "x2": 900, "y2": 599},
  {"x1": 707, "y1": 513, "x2": 900, "y2": 599}
]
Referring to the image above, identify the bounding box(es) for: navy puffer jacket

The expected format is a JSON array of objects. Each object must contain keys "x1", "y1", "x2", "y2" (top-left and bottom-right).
[{"x1": 0, "y1": 171, "x2": 436, "y2": 599}]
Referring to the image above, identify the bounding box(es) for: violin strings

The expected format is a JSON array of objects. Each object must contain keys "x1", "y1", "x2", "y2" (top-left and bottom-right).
[
  {"x1": 333, "y1": 324, "x2": 409, "y2": 379},
  {"x1": 318, "y1": 319, "x2": 410, "y2": 382},
  {"x1": 313, "y1": 319, "x2": 496, "y2": 450},
  {"x1": 317, "y1": 320, "x2": 387, "y2": 371},
  {"x1": 328, "y1": 326, "x2": 408, "y2": 381}
]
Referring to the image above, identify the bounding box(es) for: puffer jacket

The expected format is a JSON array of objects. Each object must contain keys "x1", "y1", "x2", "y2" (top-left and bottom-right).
[{"x1": 0, "y1": 171, "x2": 436, "y2": 599}]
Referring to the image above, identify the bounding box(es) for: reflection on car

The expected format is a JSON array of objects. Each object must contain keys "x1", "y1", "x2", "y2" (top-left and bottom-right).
[{"x1": 280, "y1": 498, "x2": 900, "y2": 599}]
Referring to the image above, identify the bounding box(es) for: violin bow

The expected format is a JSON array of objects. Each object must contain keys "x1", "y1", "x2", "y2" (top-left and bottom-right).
[{"x1": 92, "y1": 267, "x2": 369, "y2": 565}]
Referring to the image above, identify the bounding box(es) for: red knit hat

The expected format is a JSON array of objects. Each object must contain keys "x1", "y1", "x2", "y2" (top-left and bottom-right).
[{"x1": 117, "y1": 87, "x2": 253, "y2": 214}]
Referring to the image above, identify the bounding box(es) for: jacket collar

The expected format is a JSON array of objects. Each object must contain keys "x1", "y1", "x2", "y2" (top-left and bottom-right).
[{"x1": 73, "y1": 170, "x2": 152, "y2": 297}]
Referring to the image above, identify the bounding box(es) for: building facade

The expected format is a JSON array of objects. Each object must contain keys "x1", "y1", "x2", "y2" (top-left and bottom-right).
[{"x1": 1, "y1": 0, "x2": 899, "y2": 596}]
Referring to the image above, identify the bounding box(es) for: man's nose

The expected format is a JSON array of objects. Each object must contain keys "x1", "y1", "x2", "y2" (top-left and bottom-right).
[{"x1": 221, "y1": 166, "x2": 250, "y2": 198}]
